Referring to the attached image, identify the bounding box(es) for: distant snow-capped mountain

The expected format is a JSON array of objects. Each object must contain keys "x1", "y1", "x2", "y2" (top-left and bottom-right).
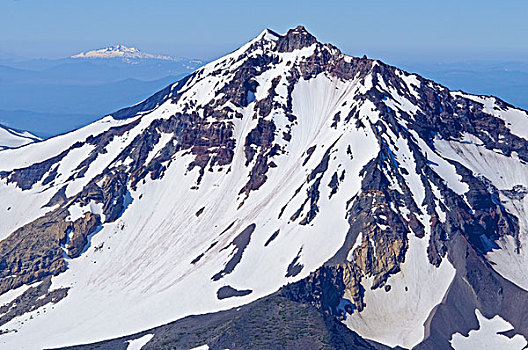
[
  {"x1": 0, "y1": 124, "x2": 40, "y2": 150},
  {"x1": 0, "y1": 47, "x2": 205, "y2": 138},
  {"x1": 71, "y1": 44, "x2": 201, "y2": 65}
]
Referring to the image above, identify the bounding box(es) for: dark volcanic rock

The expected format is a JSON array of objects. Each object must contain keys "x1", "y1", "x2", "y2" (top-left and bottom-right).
[
  {"x1": 216, "y1": 285, "x2": 252, "y2": 300},
  {"x1": 66, "y1": 212, "x2": 101, "y2": 258},
  {"x1": 282, "y1": 266, "x2": 348, "y2": 319},
  {"x1": 285, "y1": 248, "x2": 304, "y2": 278},
  {"x1": 417, "y1": 234, "x2": 528, "y2": 349},
  {"x1": 276, "y1": 26, "x2": 318, "y2": 53},
  {"x1": 57, "y1": 293, "x2": 380, "y2": 350},
  {"x1": 0, "y1": 209, "x2": 70, "y2": 295},
  {"x1": 1, "y1": 142, "x2": 83, "y2": 190},
  {"x1": 212, "y1": 224, "x2": 256, "y2": 281},
  {"x1": 264, "y1": 229, "x2": 280, "y2": 247},
  {"x1": 239, "y1": 118, "x2": 277, "y2": 199},
  {"x1": 0, "y1": 207, "x2": 101, "y2": 296},
  {"x1": 0, "y1": 276, "x2": 68, "y2": 327}
]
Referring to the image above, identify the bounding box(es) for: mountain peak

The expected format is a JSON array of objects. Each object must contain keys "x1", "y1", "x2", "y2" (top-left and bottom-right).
[
  {"x1": 247, "y1": 26, "x2": 320, "y2": 53},
  {"x1": 252, "y1": 28, "x2": 280, "y2": 44},
  {"x1": 2, "y1": 26, "x2": 528, "y2": 350},
  {"x1": 291, "y1": 24, "x2": 310, "y2": 33},
  {"x1": 71, "y1": 44, "x2": 177, "y2": 61},
  {"x1": 276, "y1": 25, "x2": 318, "y2": 52}
]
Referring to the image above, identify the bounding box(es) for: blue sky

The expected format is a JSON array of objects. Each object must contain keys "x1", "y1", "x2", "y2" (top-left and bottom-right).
[{"x1": 1, "y1": 0, "x2": 527, "y2": 63}]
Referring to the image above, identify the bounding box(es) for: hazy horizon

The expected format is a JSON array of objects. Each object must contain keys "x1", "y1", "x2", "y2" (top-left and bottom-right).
[{"x1": 1, "y1": 0, "x2": 527, "y2": 63}]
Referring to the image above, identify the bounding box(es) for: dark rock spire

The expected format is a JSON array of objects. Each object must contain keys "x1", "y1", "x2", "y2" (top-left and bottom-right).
[{"x1": 276, "y1": 25, "x2": 318, "y2": 52}]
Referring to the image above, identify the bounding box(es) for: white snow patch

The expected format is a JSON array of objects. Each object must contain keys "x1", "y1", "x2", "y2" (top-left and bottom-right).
[
  {"x1": 126, "y1": 334, "x2": 154, "y2": 350},
  {"x1": 145, "y1": 132, "x2": 174, "y2": 166},
  {"x1": 189, "y1": 345, "x2": 209, "y2": 350},
  {"x1": 435, "y1": 135, "x2": 527, "y2": 192},
  {"x1": 451, "y1": 309, "x2": 527, "y2": 350},
  {"x1": 411, "y1": 130, "x2": 469, "y2": 195},
  {"x1": 378, "y1": 74, "x2": 419, "y2": 115},
  {"x1": 0, "y1": 115, "x2": 132, "y2": 172},
  {"x1": 67, "y1": 201, "x2": 104, "y2": 222},
  {"x1": 347, "y1": 232, "x2": 362, "y2": 262}
]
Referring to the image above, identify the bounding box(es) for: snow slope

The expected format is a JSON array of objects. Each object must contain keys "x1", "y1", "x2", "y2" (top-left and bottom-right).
[
  {"x1": 451, "y1": 309, "x2": 528, "y2": 349},
  {"x1": 0, "y1": 124, "x2": 40, "y2": 150}
]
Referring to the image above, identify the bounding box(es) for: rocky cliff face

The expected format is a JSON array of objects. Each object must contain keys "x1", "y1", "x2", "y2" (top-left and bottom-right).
[{"x1": 0, "y1": 26, "x2": 528, "y2": 349}]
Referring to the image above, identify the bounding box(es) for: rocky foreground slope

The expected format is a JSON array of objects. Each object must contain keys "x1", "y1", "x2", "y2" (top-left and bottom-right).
[{"x1": 0, "y1": 27, "x2": 528, "y2": 349}]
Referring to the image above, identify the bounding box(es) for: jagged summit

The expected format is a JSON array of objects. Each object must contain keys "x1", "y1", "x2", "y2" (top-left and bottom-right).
[
  {"x1": 251, "y1": 25, "x2": 319, "y2": 52},
  {"x1": 276, "y1": 25, "x2": 319, "y2": 52},
  {"x1": 259, "y1": 26, "x2": 332, "y2": 54},
  {"x1": 0, "y1": 27, "x2": 528, "y2": 349}
]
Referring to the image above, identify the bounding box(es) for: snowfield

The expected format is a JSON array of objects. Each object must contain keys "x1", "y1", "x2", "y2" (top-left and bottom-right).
[
  {"x1": 0, "y1": 125, "x2": 40, "y2": 150},
  {"x1": 451, "y1": 309, "x2": 528, "y2": 350}
]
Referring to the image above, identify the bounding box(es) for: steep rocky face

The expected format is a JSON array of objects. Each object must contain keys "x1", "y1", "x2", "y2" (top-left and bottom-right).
[
  {"x1": 0, "y1": 27, "x2": 528, "y2": 349},
  {"x1": 0, "y1": 277, "x2": 68, "y2": 329},
  {"x1": 276, "y1": 25, "x2": 318, "y2": 52}
]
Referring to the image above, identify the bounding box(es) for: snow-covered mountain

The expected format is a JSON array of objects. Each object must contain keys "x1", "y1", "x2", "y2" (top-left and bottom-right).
[
  {"x1": 72, "y1": 44, "x2": 201, "y2": 65},
  {"x1": 1, "y1": 26, "x2": 528, "y2": 349},
  {"x1": 0, "y1": 124, "x2": 41, "y2": 150}
]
